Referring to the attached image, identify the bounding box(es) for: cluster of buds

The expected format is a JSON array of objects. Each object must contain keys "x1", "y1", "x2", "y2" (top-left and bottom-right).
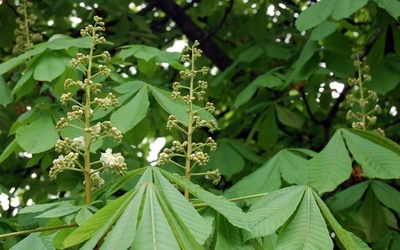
[
  {"x1": 51, "y1": 16, "x2": 126, "y2": 192},
  {"x1": 49, "y1": 153, "x2": 79, "y2": 180},
  {"x1": 13, "y1": 0, "x2": 42, "y2": 54},
  {"x1": 346, "y1": 53, "x2": 383, "y2": 134},
  {"x1": 157, "y1": 41, "x2": 220, "y2": 185}
]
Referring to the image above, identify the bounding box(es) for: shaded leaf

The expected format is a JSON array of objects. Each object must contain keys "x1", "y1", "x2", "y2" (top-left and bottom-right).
[
  {"x1": 371, "y1": 180, "x2": 400, "y2": 212},
  {"x1": 307, "y1": 130, "x2": 352, "y2": 193},
  {"x1": 310, "y1": 20, "x2": 337, "y2": 41},
  {"x1": 0, "y1": 76, "x2": 13, "y2": 107},
  {"x1": 208, "y1": 141, "x2": 245, "y2": 180},
  {"x1": 276, "y1": 105, "x2": 304, "y2": 129},
  {"x1": 330, "y1": 181, "x2": 369, "y2": 212},
  {"x1": 359, "y1": 187, "x2": 388, "y2": 242},
  {"x1": 214, "y1": 215, "x2": 253, "y2": 250},
  {"x1": 0, "y1": 139, "x2": 18, "y2": 164},
  {"x1": 375, "y1": 0, "x2": 400, "y2": 19}
]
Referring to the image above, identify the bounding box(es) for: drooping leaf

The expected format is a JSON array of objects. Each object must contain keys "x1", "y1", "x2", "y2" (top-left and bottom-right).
[
  {"x1": 331, "y1": 0, "x2": 368, "y2": 20},
  {"x1": 330, "y1": 181, "x2": 370, "y2": 212},
  {"x1": 307, "y1": 130, "x2": 352, "y2": 193},
  {"x1": 276, "y1": 105, "x2": 304, "y2": 129},
  {"x1": 275, "y1": 187, "x2": 333, "y2": 249},
  {"x1": 16, "y1": 113, "x2": 59, "y2": 154},
  {"x1": 244, "y1": 186, "x2": 306, "y2": 241},
  {"x1": 313, "y1": 190, "x2": 371, "y2": 249},
  {"x1": 359, "y1": 187, "x2": 388, "y2": 242},
  {"x1": 295, "y1": 0, "x2": 335, "y2": 31},
  {"x1": 341, "y1": 129, "x2": 400, "y2": 179},
  {"x1": 110, "y1": 85, "x2": 149, "y2": 133},
  {"x1": 371, "y1": 180, "x2": 400, "y2": 212},
  {"x1": 160, "y1": 168, "x2": 249, "y2": 231}
]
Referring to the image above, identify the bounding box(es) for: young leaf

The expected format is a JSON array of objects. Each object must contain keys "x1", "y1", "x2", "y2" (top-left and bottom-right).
[
  {"x1": 244, "y1": 186, "x2": 306, "y2": 241},
  {"x1": 341, "y1": 129, "x2": 400, "y2": 179},
  {"x1": 371, "y1": 180, "x2": 400, "y2": 212},
  {"x1": 330, "y1": 181, "x2": 369, "y2": 212},
  {"x1": 110, "y1": 85, "x2": 149, "y2": 133},
  {"x1": 275, "y1": 187, "x2": 333, "y2": 249},
  {"x1": 359, "y1": 187, "x2": 388, "y2": 242},
  {"x1": 16, "y1": 113, "x2": 58, "y2": 154},
  {"x1": 307, "y1": 130, "x2": 352, "y2": 193}
]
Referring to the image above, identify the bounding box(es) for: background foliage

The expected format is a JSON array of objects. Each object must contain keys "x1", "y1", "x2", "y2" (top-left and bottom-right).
[{"x1": 0, "y1": 0, "x2": 399, "y2": 249}]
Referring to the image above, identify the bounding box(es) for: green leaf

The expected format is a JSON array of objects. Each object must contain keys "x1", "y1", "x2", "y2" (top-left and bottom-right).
[
  {"x1": 359, "y1": 187, "x2": 388, "y2": 242},
  {"x1": 10, "y1": 232, "x2": 55, "y2": 250},
  {"x1": 307, "y1": 130, "x2": 352, "y2": 193},
  {"x1": 310, "y1": 20, "x2": 337, "y2": 41},
  {"x1": 375, "y1": 0, "x2": 400, "y2": 19},
  {"x1": 330, "y1": 181, "x2": 369, "y2": 212},
  {"x1": 341, "y1": 129, "x2": 400, "y2": 179},
  {"x1": 371, "y1": 180, "x2": 400, "y2": 212},
  {"x1": 244, "y1": 186, "x2": 306, "y2": 241},
  {"x1": 113, "y1": 80, "x2": 146, "y2": 94},
  {"x1": 369, "y1": 62, "x2": 400, "y2": 95},
  {"x1": 0, "y1": 45, "x2": 47, "y2": 75},
  {"x1": 18, "y1": 202, "x2": 61, "y2": 214},
  {"x1": 278, "y1": 149, "x2": 308, "y2": 185},
  {"x1": 295, "y1": 0, "x2": 335, "y2": 31},
  {"x1": 119, "y1": 44, "x2": 160, "y2": 61},
  {"x1": 16, "y1": 113, "x2": 59, "y2": 154},
  {"x1": 160, "y1": 168, "x2": 249, "y2": 231},
  {"x1": 47, "y1": 35, "x2": 92, "y2": 50},
  {"x1": 214, "y1": 215, "x2": 253, "y2": 250},
  {"x1": 276, "y1": 105, "x2": 304, "y2": 129},
  {"x1": 33, "y1": 50, "x2": 69, "y2": 82},
  {"x1": 224, "y1": 152, "x2": 281, "y2": 202},
  {"x1": 11, "y1": 67, "x2": 34, "y2": 96},
  {"x1": 0, "y1": 76, "x2": 13, "y2": 107},
  {"x1": 0, "y1": 139, "x2": 18, "y2": 164},
  {"x1": 332, "y1": 0, "x2": 368, "y2": 20},
  {"x1": 347, "y1": 128, "x2": 400, "y2": 155},
  {"x1": 208, "y1": 141, "x2": 245, "y2": 180},
  {"x1": 258, "y1": 108, "x2": 279, "y2": 150},
  {"x1": 313, "y1": 190, "x2": 371, "y2": 250},
  {"x1": 149, "y1": 85, "x2": 217, "y2": 128},
  {"x1": 36, "y1": 204, "x2": 81, "y2": 218},
  {"x1": 137, "y1": 57, "x2": 157, "y2": 77},
  {"x1": 275, "y1": 187, "x2": 333, "y2": 249},
  {"x1": 75, "y1": 206, "x2": 93, "y2": 226},
  {"x1": 110, "y1": 85, "x2": 149, "y2": 133}
]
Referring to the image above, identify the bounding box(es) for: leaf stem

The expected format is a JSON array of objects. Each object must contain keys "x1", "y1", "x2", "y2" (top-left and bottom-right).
[
  {"x1": 0, "y1": 223, "x2": 78, "y2": 239},
  {"x1": 192, "y1": 192, "x2": 269, "y2": 208}
]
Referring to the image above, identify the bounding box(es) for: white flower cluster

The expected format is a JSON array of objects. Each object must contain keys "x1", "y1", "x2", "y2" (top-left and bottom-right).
[{"x1": 100, "y1": 148, "x2": 127, "y2": 175}]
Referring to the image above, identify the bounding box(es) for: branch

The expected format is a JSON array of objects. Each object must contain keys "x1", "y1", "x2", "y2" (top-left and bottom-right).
[
  {"x1": 201, "y1": 0, "x2": 234, "y2": 43},
  {"x1": 0, "y1": 223, "x2": 78, "y2": 239},
  {"x1": 147, "y1": 0, "x2": 233, "y2": 70}
]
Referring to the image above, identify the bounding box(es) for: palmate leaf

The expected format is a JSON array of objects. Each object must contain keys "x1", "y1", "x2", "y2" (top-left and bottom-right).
[
  {"x1": 307, "y1": 130, "x2": 352, "y2": 193},
  {"x1": 275, "y1": 187, "x2": 333, "y2": 250},
  {"x1": 313, "y1": 190, "x2": 371, "y2": 250},
  {"x1": 160, "y1": 168, "x2": 249, "y2": 231},
  {"x1": 64, "y1": 167, "x2": 211, "y2": 249},
  {"x1": 341, "y1": 129, "x2": 400, "y2": 179},
  {"x1": 244, "y1": 186, "x2": 306, "y2": 241},
  {"x1": 359, "y1": 187, "x2": 388, "y2": 242}
]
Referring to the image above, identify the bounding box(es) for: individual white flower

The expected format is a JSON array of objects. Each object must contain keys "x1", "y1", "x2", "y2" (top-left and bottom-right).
[
  {"x1": 100, "y1": 148, "x2": 114, "y2": 166},
  {"x1": 72, "y1": 136, "x2": 85, "y2": 150}
]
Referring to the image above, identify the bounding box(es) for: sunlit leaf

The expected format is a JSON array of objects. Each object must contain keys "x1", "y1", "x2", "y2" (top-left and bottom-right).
[{"x1": 295, "y1": 0, "x2": 335, "y2": 31}]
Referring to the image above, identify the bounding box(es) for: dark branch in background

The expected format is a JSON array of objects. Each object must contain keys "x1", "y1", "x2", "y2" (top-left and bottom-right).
[
  {"x1": 147, "y1": 0, "x2": 233, "y2": 70},
  {"x1": 201, "y1": 0, "x2": 234, "y2": 43}
]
